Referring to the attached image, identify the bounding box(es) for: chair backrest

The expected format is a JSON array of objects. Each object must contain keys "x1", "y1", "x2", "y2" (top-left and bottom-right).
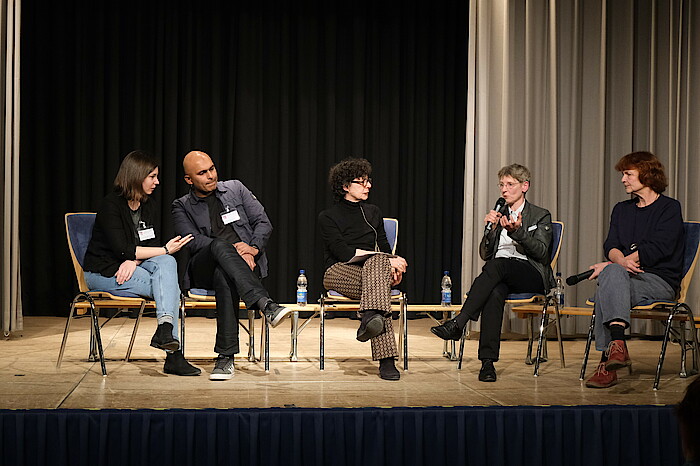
[
  {"x1": 679, "y1": 221, "x2": 700, "y2": 303},
  {"x1": 550, "y1": 221, "x2": 564, "y2": 270},
  {"x1": 383, "y1": 218, "x2": 398, "y2": 254},
  {"x1": 65, "y1": 213, "x2": 96, "y2": 293}
]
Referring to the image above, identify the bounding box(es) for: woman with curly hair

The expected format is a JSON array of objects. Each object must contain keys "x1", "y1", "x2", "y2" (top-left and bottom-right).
[{"x1": 318, "y1": 158, "x2": 408, "y2": 380}]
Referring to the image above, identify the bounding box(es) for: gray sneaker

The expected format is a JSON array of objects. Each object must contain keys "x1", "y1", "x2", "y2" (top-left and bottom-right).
[
  {"x1": 209, "y1": 355, "x2": 234, "y2": 380},
  {"x1": 264, "y1": 301, "x2": 292, "y2": 328}
]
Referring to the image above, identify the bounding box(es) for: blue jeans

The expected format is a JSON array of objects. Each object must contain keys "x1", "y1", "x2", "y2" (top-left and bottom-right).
[
  {"x1": 593, "y1": 263, "x2": 675, "y2": 351},
  {"x1": 84, "y1": 255, "x2": 180, "y2": 340}
]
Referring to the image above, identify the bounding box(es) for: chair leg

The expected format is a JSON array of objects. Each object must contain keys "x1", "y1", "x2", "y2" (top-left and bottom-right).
[
  {"x1": 125, "y1": 301, "x2": 147, "y2": 362},
  {"x1": 57, "y1": 295, "x2": 81, "y2": 369},
  {"x1": 179, "y1": 296, "x2": 186, "y2": 356},
  {"x1": 553, "y1": 300, "x2": 565, "y2": 368},
  {"x1": 654, "y1": 310, "x2": 677, "y2": 390},
  {"x1": 533, "y1": 300, "x2": 550, "y2": 377},
  {"x1": 680, "y1": 320, "x2": 689, "y2": 378},
  {"x1": 525, "y1": 314, "x2": 534, "y2": 365},
  {"x1": 457, "y1": 327, "x2": 466, "y2": 370},
  {"x1": 686, "y1": 305, "x2": 700, "y2": 375},
  {"x1": 401, "y1": 294, "x2": 408, "y2": 371},
  {"x1": 87, "y1": 298, "x2": 107, "y2": 376},
  {"x1": 264, "y1": 314, "x2": 270, "y2": 372},
  {"x1": 248, "y1": 308, "x2": 256, "y2": 362},
  {"x1": 580, "y1": 312, "x2": 596, "y2": 380},
  {"x1": 320, "y1": 295, "x2": 326, "y2": 371},
  {"x1": 290, "y1": 309, "x2": 299, "y2": 362}
]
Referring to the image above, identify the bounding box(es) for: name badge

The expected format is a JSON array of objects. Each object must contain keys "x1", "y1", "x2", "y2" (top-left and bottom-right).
[
  {"x1": 221, "y1": 209, "x2": 240, "y2": 225},
  {"x1": 528, "y1": 225, "x2": 538, "y2": 232},
  {"x1": 138, "y1": 227, "x2": 156, "y2": 241}
]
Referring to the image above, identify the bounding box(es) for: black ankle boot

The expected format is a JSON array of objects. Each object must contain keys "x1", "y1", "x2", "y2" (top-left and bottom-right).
[
  {"x1": 379, "y1": 357, "x2": 400, "y2": 380},
  {"x1": 356, "y1": 310, "x2": 384, "y2": 342},
  {"x1": 150, "y1": 322, "x2": 180, "y2": 351},
  {"x1": 164, "y1": 351, "x2": 201, "y2": 376}
]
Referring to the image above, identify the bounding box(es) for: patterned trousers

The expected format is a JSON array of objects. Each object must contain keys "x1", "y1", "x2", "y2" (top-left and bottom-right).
[{"x1": 323, "y1": 254, "x2": 399, "y2": 360}]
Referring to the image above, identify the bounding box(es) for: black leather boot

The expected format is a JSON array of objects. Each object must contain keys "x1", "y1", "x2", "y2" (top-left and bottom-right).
[
  {"x1": 164, "y1": 351, "x2": 201, "y2": 376},
  {"x1": 150, "y1": 322, "x2": 180, "y2": 351}
]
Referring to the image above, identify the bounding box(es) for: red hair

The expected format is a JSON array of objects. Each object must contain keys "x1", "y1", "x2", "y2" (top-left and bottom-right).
[{"x1": 614, "y1": 151, "x2": 668, "y2": 193}]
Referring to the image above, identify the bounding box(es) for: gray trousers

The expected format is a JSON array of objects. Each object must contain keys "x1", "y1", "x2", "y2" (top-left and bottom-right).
[{"x1": 593, "y1": 263, "x2": 675, "y2": 351}]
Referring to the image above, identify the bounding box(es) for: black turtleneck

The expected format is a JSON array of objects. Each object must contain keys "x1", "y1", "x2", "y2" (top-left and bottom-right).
[{"x1": 318, "y1": 198, "x2": 391, "y2": 270}]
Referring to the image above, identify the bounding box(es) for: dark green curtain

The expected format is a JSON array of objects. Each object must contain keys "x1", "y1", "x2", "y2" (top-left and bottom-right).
[{"x1": 21, "y1": 0, "x2": 468, "y2": 315}]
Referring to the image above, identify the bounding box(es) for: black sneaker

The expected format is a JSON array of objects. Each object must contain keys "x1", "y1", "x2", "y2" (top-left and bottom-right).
[
  {"x1": 150, "y1": 322, "x2": 180, "y2": 351},
  {"x1": 264, "y1": 301, "x2": 292, "y2": 328},
  {"x1": 163, "y1": 351, "x2": 201, "y2": 376},
  {"x1": 210, "y1": 355, "x2": 234, "y2": 380}
]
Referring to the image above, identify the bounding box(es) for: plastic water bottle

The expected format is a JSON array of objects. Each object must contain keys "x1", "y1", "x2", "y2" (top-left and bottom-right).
[
  {"x1": 441, "y1": 271, "x2": 452, "y2": 306},
  {"x1": 554, "y1": 272, "x2": 565, "y2": 307},
  {"x1": 296, "y1": 270, "x2": 308, "y2": 306}
]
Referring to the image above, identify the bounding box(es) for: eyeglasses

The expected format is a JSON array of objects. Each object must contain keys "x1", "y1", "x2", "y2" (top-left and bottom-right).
[
  {"x1": 351, "y1": 178, "x2": 372, "y2": 187},
  {"x1": 498, "y1": 181, "x2": 522, "y2": 190}
]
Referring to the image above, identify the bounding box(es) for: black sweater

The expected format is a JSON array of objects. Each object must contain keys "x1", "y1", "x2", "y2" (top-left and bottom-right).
[
  {"x1": 603, "y1": 195, "x2": 685, "y2": 292},
  {"x1": 83, "y1": 191, "x2": 161, "y2": 277},
  {"x1": 318, "y1": 199, "x2": 391, "y2": 270}
]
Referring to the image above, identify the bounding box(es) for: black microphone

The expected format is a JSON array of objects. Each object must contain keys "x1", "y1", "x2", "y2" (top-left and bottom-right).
[
  {"x1": 484, "y1": 197, "x2": 507, "y2": 235},
  {"x1": 566, "y1": 269, "x2": 594, "y2": 286}
]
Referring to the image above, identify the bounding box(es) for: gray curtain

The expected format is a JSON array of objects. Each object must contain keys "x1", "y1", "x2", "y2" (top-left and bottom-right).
[
  {"x1": 464, "y1": 0, "x2": 699, "y2": 336},
  {"x1": 1, "y1": 0, "x2": 21, "y2": 337}
]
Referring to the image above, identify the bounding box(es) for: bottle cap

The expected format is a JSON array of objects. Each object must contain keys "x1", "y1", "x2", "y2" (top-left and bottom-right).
[
  {"x1": 443, "y1": 270, "x2": 449, "y2": 275},
  {"x1": 556, "y1": 272, "x2": 562, "y2": 276},
  {"x1": 300, "y1": 269, "x2": 305, "y2": 274}
]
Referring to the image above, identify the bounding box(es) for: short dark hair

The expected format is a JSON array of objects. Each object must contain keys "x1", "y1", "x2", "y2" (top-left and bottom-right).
[
  {"x1": 677, "y1": 375, "x2": 700, "y2": 461},
  {"x1": 113, "y1": 150, "x2": 158, "y2": 201},
  {"x1": 614, "y1": 151, "x2": 668, "y2": 193},
  {"x1": 328, "y1": 157, "x2": 372, "y2": 200}
]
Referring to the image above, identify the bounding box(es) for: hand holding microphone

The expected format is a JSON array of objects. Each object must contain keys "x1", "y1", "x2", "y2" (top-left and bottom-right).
[{"x1": 484, "y1": 197, "x2": 507, "y2": 235}]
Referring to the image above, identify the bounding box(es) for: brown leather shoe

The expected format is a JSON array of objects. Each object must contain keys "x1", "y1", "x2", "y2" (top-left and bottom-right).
[
  {"x1": 585, "y1": 362, "x2": 618, "y2": 388},
  {"x1": 604, "y1": 340, "x2": 631, "y2": 371}
]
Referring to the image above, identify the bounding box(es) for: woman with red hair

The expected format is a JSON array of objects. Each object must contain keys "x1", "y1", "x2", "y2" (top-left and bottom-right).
[{"x1": 585, "y1": 151, "x2": 685, "y2": 388}]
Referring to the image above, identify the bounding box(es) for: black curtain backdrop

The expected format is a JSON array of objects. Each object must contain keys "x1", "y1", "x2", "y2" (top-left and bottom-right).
[{"x1": 21, "y1": 0, "x2": 467, "y2": 315}]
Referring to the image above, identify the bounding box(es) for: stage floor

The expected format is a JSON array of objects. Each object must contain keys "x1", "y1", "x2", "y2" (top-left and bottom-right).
[{"x1": 0, "y1": 316, "x2": 695, "y2": 409}]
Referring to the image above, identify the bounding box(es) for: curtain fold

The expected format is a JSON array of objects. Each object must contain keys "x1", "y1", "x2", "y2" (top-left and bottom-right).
[
  {"x1": 1, "y1": 0, "x2": 21, "y2": 336},
  {"x1": 466, "y1": 0, "x2": 699, "y2": 336}
]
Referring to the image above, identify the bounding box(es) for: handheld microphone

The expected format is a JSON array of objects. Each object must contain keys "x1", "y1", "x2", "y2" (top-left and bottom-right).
[
  {"x1": 566, "y1": 269, "x2": 594, "y2": 286},
  {"x1": 484, "y1": 197, "x2": 507, "y2": 235}
]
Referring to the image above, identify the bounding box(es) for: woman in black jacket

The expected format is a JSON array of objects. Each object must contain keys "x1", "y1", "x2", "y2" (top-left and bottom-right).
[{"x1": 83, "y1": 150, "x2": 199, "y2": 376}]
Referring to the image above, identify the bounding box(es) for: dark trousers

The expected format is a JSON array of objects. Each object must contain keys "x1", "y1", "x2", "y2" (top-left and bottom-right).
[
  {"x1": 189, "y1": 238, "x2": 269, "y2": 356},
  {"x1": 455, "y1": 258, "x2": 545, "y2": 361}
]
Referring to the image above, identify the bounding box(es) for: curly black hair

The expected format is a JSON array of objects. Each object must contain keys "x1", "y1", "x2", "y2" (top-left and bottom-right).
[{"x1": 328, "y1": 158, "x2": 372, "y2": 200}]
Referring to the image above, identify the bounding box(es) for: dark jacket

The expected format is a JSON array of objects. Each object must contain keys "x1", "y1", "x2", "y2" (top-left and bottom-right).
[
  {"x1": 83, "y1": 191, "x2": 160, "y2": 277},
  {"x1": 479, "y1": 200, "x2": 555, "y2": 290},
  {"x1": 318, "y1": 199, "x2": 391, "y2": 271},
  {"x1": 171, "y1": 180, "x2": 273, "y2": 287}
]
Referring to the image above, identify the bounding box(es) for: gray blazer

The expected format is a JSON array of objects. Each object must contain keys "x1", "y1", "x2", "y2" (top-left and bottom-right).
[
  {"x1": 479, "y1": 200, "x2": 556, "y2": 290},
  {"x1": 172, "y1": 180, "x2": 273, "y2": 286}
]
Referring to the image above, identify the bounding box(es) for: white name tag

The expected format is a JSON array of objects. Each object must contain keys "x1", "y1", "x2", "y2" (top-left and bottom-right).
[
  {"x1": 527, "y1": 225, "x2": 538, "y2": 232},
  {"x1": 138, "y1": 227, "x2": 156, "y2": 241},
  {"x1": 221, "y1": 210, "x2": 240, "y2": 225}
]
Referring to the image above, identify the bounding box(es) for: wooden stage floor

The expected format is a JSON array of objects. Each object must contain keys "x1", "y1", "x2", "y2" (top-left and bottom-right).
[{"x1": 0, "y1": 316, "x2": 695, "y2": 409}]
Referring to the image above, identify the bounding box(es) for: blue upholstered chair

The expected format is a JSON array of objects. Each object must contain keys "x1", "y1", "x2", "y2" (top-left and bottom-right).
[
  {"x1": 457, "y1": 221, "x2": 565, "y2": 377},
  {"x1": 57, "y1": 213, "x2": 165, "y2": 376},
  {"x1": 579, "y1": 221, "x2": 700, "y2": 390}
]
